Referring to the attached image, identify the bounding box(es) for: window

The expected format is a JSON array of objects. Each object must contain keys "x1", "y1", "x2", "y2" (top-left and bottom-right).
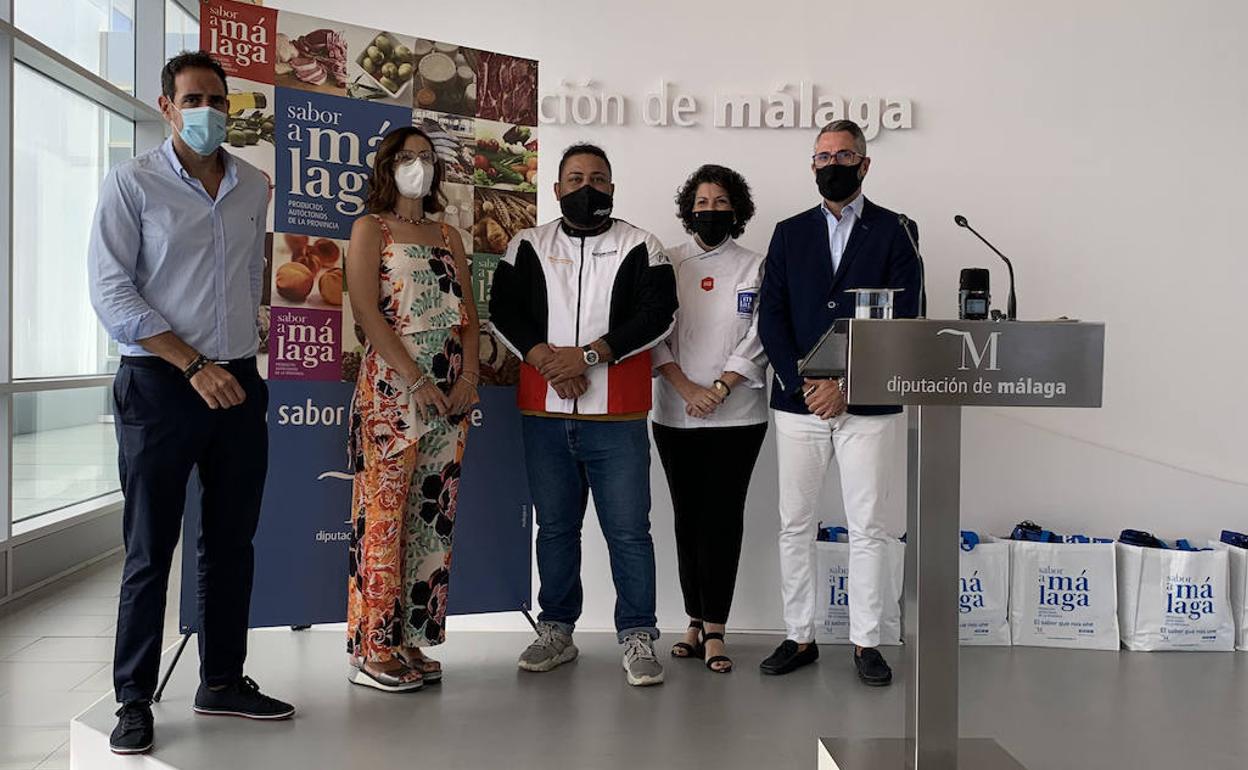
[
  {"x1": 165, "y1": 0, "x2": 199, "y2": 61},
  {"x1": 10, "y1": 387, "x2": 120, "y2": 528},
  {"x1": 2, "y1": 2, "x2": 178, "y2": 544},
  {"x1": 12, "y1": 64, "x2": 135, "y2": 380},
  {"x1": 15, "y1": 0, "x2": 137, "y2": 94}
]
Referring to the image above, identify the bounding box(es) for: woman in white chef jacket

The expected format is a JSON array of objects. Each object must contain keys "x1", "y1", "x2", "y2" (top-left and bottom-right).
[{"x1": 653, "y1": 164, "x2": 769, "y2": 674}]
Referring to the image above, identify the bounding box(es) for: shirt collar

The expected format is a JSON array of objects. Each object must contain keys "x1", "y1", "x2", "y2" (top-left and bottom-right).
[
  {"x1": 560, "y1": 217, "x2": 614, "y2": 239},
  {"x1": 693, "y1": 236, "x2": 734, "y2": 257},
  {"x1": 161, "y1": 136, "x2": 236, "y2": 184},
  {"x1": 822, "y1": 192, "x2": 864, "y2": 223}
]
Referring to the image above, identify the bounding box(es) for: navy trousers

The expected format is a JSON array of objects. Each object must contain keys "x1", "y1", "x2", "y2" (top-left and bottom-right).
[{"x1": 111, "y1": 356, "x2": 268, "y2": 704}]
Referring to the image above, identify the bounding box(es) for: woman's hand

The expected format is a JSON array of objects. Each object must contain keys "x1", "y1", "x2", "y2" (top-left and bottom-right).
[
  {"x1": 680, "y1": 380, "x2": 724, "y2": 419},
  {"x1": 446, "y1": 378, "x2": 479, "y2": 415},
  {"x1": 411, "y1": 378, "x2": 450, "y2": 421}
]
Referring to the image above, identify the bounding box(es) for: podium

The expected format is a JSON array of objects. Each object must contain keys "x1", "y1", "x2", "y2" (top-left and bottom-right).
[{"x1": 801, "y1": 319, "x2": 1106, "y2": 770}]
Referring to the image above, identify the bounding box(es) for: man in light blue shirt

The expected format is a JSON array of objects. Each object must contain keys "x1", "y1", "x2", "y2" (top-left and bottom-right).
[
  {"x1": 88, "y1": 51, "x2": 292, "y2": 756},
  {"x1": 822, "y1": 190, "x2": 863, "y2": 276}
]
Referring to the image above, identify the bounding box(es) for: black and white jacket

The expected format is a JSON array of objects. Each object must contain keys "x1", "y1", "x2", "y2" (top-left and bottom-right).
[{"x1": 488, "y1": 218, "x2": 677, "y2": 416}]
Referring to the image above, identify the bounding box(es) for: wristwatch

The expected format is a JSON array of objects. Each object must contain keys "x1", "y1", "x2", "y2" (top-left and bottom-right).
[
  {"x1": 581, "y1": 345, "x2": 600, "y2": 367},
  {"x1": 712, "y1": 379, "x2": 731, "y2": 399}
]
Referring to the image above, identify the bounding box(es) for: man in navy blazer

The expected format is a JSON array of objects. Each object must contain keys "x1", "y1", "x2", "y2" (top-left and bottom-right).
[{"x1": 757, "y1": 120, "x2": 921, "y2": 685}]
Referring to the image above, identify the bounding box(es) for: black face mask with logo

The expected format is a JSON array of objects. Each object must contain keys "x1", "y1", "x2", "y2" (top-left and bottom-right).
[
  {"x1": 816, "y1": 162, "x2": 863, "y2": 203},
  {"x1": 560, "y1": 184, "x2": 614, "y2": 229},
  {"x1": 690, "y1": 210, "x2": 736, "y2": 248}
]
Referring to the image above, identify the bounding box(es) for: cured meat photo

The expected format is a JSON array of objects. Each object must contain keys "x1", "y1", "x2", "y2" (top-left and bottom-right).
[{"x1": 476, "y1": 52, "x2": 538, "y2": 125}]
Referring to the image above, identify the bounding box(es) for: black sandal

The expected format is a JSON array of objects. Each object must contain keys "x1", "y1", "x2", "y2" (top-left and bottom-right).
[
  {"x1": 703, "y1": 631, "x2": 732, "y2": 673},
  {"x1": 670, "y1": 620, "x2": 705, "y2": 659}
]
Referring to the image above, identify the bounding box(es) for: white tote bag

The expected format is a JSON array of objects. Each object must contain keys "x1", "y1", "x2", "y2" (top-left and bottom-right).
[
  {"x1": 814, "y1": 527, "x2": 904, "y2": 645},
  {"x1": 1010, "y1": 540, "x2": 1119, "y2": 650},
  {"x1": 958, "y1": 533, "x2": 1011, "y2": 646},
  {"x1": 814, "y1": 533, "x2": 852, "y2": 644},
  {"x1": 1118, "y1": 542, "x2": 1234, "y2": 651},
  {"x1": 1210, "y1": 540, "x2": 1248, "y2": 651}
]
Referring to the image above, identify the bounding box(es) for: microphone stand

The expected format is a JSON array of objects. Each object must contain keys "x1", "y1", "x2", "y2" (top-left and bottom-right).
[
  {"x1": 897, "y1": 214, "x2": 926, "y2": 319},
  {"x1": 954, "y1": 215, "x2": 1016, "y2": 320}
]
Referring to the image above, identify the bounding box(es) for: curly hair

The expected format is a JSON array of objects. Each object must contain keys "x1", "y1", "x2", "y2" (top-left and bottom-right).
[
  {"x1": 364, "y1": 126, "x2": 445, "y2": 215},
  {"x1": 675, "y1": 164, "x2": 755, "y2": 239}
]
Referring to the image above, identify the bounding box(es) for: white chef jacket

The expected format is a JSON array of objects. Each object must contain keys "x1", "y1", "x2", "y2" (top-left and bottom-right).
[{"x1": 652, "y1": 237, "x2": 769, "y2": 428}]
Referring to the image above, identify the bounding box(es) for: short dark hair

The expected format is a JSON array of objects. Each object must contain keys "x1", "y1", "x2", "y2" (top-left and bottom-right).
[
  {"x1": 558, "y1": 143, "x2": 611, "y2": 179},
  {"x1": 675, "y1": 164, "x2": 755, "y2": 240},
  {"x1": 161, "y1": 51, "x2": 228, "y2": 100},
  {"x1": 364, "y1": 126, "x2": 446, "y2": 215},
  {"x1": 817, "y1": 119, "x2": 868, "y2": 156}
]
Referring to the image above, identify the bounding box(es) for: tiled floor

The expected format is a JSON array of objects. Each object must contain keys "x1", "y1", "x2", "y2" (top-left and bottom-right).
[
  {"x1": 11, "y1": 423, "x2": 119, "y2": 524},
  {"x1": 0, "y1": 553, "x2": 181, "y2": 770}
]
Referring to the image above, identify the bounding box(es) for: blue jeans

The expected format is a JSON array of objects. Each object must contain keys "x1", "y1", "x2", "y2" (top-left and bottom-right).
[{"x1": 522, "y1": 416, "x2": 659, "y2": 642}]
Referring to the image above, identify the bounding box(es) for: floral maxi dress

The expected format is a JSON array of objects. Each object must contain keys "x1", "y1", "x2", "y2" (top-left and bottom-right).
[{"x1": 347, "y1": 217, "x2": 469, "y2": 662}]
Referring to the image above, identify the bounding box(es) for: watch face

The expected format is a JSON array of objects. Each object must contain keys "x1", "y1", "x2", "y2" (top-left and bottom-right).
[{"x1": 583, "y1": 348, "x2": 599, "y2": 366}]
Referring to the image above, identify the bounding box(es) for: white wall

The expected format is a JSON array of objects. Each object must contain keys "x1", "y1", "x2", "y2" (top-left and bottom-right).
[{"x1": 278, "y1": 0, "x2": 1248, "y2": 634}]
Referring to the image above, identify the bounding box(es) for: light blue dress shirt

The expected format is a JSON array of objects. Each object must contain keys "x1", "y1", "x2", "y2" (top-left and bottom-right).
[
  {"x1": 821, "y1": 192, "x2": 863, "y2": 275},
  {"x1": 88, "y1": 138, "x2": 268, "y2": 360}
]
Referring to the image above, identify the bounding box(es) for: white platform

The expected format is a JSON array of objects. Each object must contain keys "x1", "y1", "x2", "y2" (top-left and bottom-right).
[{"x1": 70, "y1": 629, "x2": 1248, "y2": 770}]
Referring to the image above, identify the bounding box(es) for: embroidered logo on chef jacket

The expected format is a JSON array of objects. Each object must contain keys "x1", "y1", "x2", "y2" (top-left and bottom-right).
[
  {"x1": 736, "y1": 288, "x2": 758, "y2": 317},
  {"x1": 701, "y1": 276, "x2": 715, "y2": 291},
  {"x1": 592, "y1": 248, "x2": 618, "y2": 258},
  {"x1": 547, "y1": 254, "x2": 574, "y2": 265}
]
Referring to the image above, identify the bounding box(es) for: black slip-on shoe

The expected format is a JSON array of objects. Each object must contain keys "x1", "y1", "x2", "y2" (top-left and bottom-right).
[
  {"x1": 110, "y1": 701, "x2": 153, "y2": 755},
  {"x1": 854, "y1": 647, "x2": 893, "y2": 687},
  {"x1": 759, "y1": 639, "x2": 819, "y2": 675},
  {"x1": 193, "y1": 676, "x2": 295, "y2": 719}
]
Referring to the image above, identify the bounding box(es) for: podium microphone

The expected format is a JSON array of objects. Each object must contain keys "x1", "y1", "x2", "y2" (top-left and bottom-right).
[
  {"x1": 954, "y1": 214, "x2": 1017, "y2": 320},
  {"x1": 896, "y1": 214, "x2": 926, "y2": 318}
]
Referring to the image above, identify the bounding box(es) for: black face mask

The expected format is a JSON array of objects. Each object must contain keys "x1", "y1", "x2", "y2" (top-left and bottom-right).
[
  {"x1": 690, "y1": 210, "x2": 736, "y2": 248},
  {"x1": 816, "y1": 162, "x2": 863, "y2": 203},
  {"x1": 559, "y1": 184, "x2": 614, "y2": 229}
]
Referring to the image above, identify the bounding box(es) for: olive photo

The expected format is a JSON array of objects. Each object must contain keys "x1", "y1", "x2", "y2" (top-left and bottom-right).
[{"x1": 344, "y1": 27, "x2": 417, "y2": 107}]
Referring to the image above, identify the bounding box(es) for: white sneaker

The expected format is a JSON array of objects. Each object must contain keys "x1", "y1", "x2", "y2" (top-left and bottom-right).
[{"x1": 621, "y1": 632, "x2": 664, "y2": 686}]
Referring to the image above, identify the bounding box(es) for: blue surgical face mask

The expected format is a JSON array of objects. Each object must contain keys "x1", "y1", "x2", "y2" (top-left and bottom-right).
[{"x1": 178, "y1": 106, "x2": 227, "y2": 156}]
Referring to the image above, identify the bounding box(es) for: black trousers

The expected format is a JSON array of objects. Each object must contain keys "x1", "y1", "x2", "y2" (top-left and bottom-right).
[
  {"x1": 112, "y1": 356, "x2": 268, "y2": 703},
  {"x1": 652, "y1": 422, "x2": 767, "y2": 625}
]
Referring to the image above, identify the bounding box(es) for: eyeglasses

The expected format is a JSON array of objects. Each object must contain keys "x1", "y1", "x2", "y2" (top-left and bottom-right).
[
  {"x1": 395, "y1": 150, "x2": 435, "y2": 165},
  {"x1": 812, "y1": 150, "x2": 865, "y2": 168}
]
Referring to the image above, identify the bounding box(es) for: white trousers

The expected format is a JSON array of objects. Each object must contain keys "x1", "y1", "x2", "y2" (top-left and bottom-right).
[{"x1": 775, "y1": 409, "x2": 900, "y2": 647}]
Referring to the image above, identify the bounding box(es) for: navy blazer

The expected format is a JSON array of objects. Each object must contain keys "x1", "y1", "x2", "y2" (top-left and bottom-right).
[{"x1": 758, "y1": 197, "x2": 922, "y2": 416}]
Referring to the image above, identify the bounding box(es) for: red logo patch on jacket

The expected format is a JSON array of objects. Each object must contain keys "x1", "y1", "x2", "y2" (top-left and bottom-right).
[{"x1": 701, "y1": 276, "x2": 715, "y2": 291}]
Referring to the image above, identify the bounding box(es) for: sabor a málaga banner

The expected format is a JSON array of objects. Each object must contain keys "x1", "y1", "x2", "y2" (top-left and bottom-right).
[{"x1": 181, "y1": 0, "x2": 536, "y2": 630}]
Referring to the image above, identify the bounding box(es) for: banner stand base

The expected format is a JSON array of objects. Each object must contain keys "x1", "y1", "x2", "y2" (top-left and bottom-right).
[{"x1": 818, "y1": 738, "x2": 1026, "y2": 769}]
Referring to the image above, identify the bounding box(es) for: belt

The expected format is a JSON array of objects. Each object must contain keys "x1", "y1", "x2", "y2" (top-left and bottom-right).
[{"x1": 121, "y1": 355, "x2": 258, "y2": 374}]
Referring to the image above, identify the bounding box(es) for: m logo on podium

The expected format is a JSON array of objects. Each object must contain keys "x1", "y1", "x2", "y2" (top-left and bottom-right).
[{"x1": 938, "y1": 328, "x2": 1002, "y2": 371}]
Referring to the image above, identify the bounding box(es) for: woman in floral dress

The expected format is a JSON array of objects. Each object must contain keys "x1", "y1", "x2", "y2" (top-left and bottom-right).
[{"x1": 344, "y1": 126, "x2": 480, "y2": 692}]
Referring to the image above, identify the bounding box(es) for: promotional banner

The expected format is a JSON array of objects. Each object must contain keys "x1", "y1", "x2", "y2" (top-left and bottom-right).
[
  {"x1": 180, "y1": 385, "x2": 530, "y2": 628},
  {"x1": 180, "y1": 0, "x2": 536, "y2": 631}
]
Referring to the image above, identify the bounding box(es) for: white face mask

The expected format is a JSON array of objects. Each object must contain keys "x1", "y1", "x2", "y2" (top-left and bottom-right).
[{"x1": 394, "y1": 159, "x2": 434, "y2": 199}]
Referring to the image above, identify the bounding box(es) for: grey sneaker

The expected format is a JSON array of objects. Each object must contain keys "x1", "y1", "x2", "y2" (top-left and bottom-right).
[
  {"x1": 518, "y1": 622, "x2": 578, "y2": 672},
  {"x1": 621, "y1": 632, "x2": 664, "y2": 686}
]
